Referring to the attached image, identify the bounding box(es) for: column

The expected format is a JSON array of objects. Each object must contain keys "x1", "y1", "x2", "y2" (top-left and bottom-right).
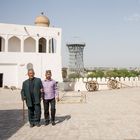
[
  {"x1": 5, "y1": 35, "x2": 8, "y2": 52},
  {"x1": 21, "y1": 38, "x2": 24, "y2": 52},
  {"x1": 36, "y1": 39, "x2": 39, "y2": 53},
  {"x1": 46, "y1": 39, "x2": 49, "y2": 53}
]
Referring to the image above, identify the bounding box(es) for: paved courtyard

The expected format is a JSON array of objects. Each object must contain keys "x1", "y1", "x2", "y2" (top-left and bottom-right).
[{"x1": 0, "y1": 87, "x2": 140, "y2": 140}]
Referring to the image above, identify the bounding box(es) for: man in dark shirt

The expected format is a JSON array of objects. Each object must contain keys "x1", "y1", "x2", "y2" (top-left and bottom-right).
[
  {"x1": 29, "y1": 77, "x2": 35, "y2": 104},
  {"x1": 21, "y1": 69, "x2": 43, "y2": 127}
]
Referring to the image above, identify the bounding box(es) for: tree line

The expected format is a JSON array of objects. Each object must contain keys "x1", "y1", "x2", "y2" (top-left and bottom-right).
[{"x1": 68, "y1": 69, "x2": 140, "y2": 79}]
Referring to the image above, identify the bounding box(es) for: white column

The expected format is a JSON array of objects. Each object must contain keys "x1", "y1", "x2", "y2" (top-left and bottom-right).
[
  {"x1": 36, "y1": 39, "x2": 39, "y2": 53},
  {"x1": 46, "y1": 39, "x2": 49, "y2": 53},
  {"x1": 5, "y1": 35, "x2": 8, "y2": 52},
  {"x1": 21, "y1": 38, "x2": 24, "y2": 52}
]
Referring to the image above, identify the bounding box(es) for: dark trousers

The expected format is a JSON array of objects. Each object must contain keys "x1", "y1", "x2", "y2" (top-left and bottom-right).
[
  {"x1": 28, "y1": 104, "x2": 41, "y2": 125},
  {"x1": 43, "y1": 98, "x2": 56, "y2": 122}
]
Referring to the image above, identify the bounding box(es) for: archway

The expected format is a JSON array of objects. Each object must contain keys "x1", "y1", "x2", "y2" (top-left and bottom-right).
[
  {"x1": 49, "y1": 38, "x2": 57, "y2": 53},
  {"x1": 39, "y1": 38, "x2": 46, "y2": 53},
  {"x1": 0, "y1": 36, "x2": 5, "y2": 52},
  {"x1": 24, "y1": 37, "x2": 36, "y2": 52},
  {"x1": 8, "y1": 36, "x2": 21, "y2": 52}
]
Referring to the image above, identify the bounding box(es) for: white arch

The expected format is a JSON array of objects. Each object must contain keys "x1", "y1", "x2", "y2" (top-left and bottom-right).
[
  {"x1": 24, "y1": 37, "x2": 36, "y2": 52},
  {"x1": 49, "y1": 38, "x2": 57, "y2": 53},
  {"x1": 39, "y1": 37, "x2": 46, "y2": 53},
  {"x1": 24, "y1": 36, "x2": 36, "y2": 40},
  {"x1": 0, "y1": 36, "x2": 5, "y2": 52},
  {"x1": 8, "y1": 36, "x2": 21, "y2": 52}
]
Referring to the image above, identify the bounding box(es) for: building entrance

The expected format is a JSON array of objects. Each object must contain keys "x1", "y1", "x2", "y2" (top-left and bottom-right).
[{"x1": 0, "y1": 73, "x2": 3, "y2": 87}]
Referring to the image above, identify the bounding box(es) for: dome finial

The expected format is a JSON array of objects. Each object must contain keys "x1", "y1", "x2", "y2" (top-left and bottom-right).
[{"x1": 41, "y1": 12, "x2": 44, "y2": 15}]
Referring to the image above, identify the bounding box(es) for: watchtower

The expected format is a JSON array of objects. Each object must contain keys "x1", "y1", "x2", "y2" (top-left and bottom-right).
[{"x1": 67, "y1": 43, "x2": 85, "y2": 75}]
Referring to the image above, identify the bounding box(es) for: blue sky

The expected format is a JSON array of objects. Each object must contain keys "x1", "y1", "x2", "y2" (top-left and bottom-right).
[{"x1": 0, "y1": 0, "x2": 140, "y2": 67}]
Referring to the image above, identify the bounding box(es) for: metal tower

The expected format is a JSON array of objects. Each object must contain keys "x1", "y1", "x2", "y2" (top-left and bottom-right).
[{"x1": 67, "y1": 43, "x2": 85, "y2": 75}]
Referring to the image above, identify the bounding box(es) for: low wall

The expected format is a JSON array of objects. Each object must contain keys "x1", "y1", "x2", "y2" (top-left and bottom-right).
[{"x1": 60, "y1": 77, "x2": 140, "y2": 91}]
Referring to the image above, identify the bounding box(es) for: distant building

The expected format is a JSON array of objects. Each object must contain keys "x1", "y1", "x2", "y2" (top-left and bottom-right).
[{"x1": 0, "y1": 13, "x2": 62, "y2": 88}]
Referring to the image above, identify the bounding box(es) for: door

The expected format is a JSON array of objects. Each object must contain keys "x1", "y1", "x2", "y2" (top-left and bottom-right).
[{"x1": 0, "y1": 73, "x2": 3, "y2": 87}]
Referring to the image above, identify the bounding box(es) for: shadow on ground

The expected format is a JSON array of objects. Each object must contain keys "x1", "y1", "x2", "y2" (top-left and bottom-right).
[
  {"x1": 0, "y1": 109, "x2": 28, "y2": 140},
  {"x1": 40, "y1": 115, "x2": 71, "y2": 125},
  {"x1": 56, "y1": 115, "x2": 71, "y2": 124}
]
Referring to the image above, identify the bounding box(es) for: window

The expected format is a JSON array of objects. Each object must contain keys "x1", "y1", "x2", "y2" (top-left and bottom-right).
[
  {"x1": 24, "y1": 37, "x2": 36, "y2": 52},
  {"x1": 49, "y1": 38, "x2": 57, "y2": 53},
  {"x1": 39, "y1": 38, "x2": 46, "y2": 53},
  {"x1": 8, "y1": 36, "x2": 21, "y2": 52},
  {"x1": 0, "y1": 37, "x2": 5, "y2": 52}
]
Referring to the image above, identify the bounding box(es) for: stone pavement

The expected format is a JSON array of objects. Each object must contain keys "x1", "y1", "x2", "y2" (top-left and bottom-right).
[{"x1": 0, "y1": 88, "x2": 140, "y2": 140}]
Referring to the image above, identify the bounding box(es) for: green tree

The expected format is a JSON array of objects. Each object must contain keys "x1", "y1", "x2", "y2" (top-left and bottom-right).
[
  {"x1": 87, "y1": 70, "x2": 104, "y2": 78},
  {"x1": 68, "y1": 73, "x2": 82, "y2": 79}
]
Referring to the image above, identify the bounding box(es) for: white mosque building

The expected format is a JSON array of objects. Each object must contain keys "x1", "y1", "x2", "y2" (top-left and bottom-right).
[{"x1": 0, "y1": 13, "x2": 62, "y2": 88}]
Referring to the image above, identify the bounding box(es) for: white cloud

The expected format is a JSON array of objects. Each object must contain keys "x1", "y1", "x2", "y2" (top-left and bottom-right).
[{"x1": 124, "y1": 13, "x2": 140, "y2": 22}]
